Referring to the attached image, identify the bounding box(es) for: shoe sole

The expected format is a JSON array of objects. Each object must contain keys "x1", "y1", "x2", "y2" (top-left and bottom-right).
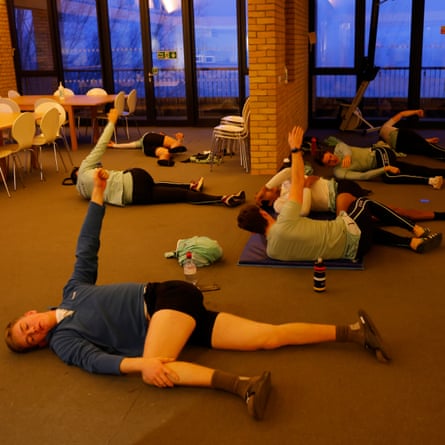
[
  {"x1": 246, "y1": 371, "x2": 272, "y2": 420},
  {"x1": 358, "y1": 309, "x2": 391, "y2": 363},
  {"x1": 415, "y1": 232, "x2": 442, "y2": 253}
]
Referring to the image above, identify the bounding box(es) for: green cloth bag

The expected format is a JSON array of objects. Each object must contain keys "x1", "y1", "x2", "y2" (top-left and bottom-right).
[{"x1": 164, "y1": 236, "x2": 223, "y2": 267}]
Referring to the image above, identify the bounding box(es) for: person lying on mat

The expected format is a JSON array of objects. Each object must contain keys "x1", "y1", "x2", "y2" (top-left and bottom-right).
[
  {"x1": 5, "y1": 168, "x2": 391, "y2": 421},
  {"x1": 255, "y1": 169, "x2": 445, "y2": 223},
  {"x1": 108, "y1": 129, "x2": 187, "y2": 167},
  {"x1": 255, "y1": 170, "x2": 371, "y2": 215},
  {"x1": 315, "y1": 136, "x2": 445, "y2": 190},
  {"x1": 379, "y1": 109, "x2": 445, "y2": 160},
  {"x1": 237, "y1": 126, "x2": 443, "y2": 262},
  {"x1": 69, "y1": 108, "x2": 245, "y2": 208}
]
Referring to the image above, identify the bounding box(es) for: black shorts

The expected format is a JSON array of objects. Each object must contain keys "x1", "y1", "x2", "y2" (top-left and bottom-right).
[
  {"x1": 144, "y1": 280, "x2": 219, "y2": 348},
  {"x1": 142, "y1": 133, "x2": 165, "y2": 157},
  {"x1": 125, "y1": 168, "x2": 154, "y2": 204}
]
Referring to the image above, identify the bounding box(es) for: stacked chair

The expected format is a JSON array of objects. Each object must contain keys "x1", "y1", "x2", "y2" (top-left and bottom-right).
[{"x1": 210, "y1": 97, "x2": 251, "y2": 172}]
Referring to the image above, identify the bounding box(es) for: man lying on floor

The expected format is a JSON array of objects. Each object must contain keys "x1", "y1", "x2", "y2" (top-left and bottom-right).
[
  {"x1": 5, "y1": 168, "x2": 391, "y2": 421},
  {"x1": 255, "y1": 166, "x2": 445, "y2": 222},
  {"x1": 238, "y1": 126, "x2": 443, "y2": 262}
]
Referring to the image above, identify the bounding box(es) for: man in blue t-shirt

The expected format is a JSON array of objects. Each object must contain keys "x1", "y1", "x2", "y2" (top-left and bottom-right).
[{"x1": 5, "y1": 168, "x2": 392, "y2": 421}]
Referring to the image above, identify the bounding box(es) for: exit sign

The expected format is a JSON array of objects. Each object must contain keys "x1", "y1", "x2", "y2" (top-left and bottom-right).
[{"x1": 157, "y1": 51, "x2": 177, "y2": 60}]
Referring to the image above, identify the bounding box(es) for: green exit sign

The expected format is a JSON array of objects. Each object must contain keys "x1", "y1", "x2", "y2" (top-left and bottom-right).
[{"x1": 157, "y1": 51, "x2": 177, "y2": 60}]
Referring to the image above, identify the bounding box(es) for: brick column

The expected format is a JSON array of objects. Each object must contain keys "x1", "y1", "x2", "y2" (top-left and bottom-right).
[
  {"x1": 248, "y1": 0, "x2": 309, "y2": 174},
  {"x1": 0, "y1": 0, "x2": 17, "y2": 96}
]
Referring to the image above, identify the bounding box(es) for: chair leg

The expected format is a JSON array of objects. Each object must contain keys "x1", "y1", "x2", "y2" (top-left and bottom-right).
[
  {"x1": 0, "y1": 166, "x2": 11, "y2": 197},
  {"x1": 12, "y1": 154, "x2": 26, "y2": 189}
]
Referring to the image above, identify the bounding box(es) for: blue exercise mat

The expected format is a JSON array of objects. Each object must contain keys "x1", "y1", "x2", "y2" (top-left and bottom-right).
[{"x1": 238, "y1": 233, "x2": 364, "y2": 270}]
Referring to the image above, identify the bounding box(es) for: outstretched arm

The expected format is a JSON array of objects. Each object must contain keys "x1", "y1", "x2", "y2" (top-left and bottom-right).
[
  {"x1": 288, "y1": 126, "x2": 305, "y2": 204},
  {"x1": 390, "y1": 109, "x2": 424, "y2": 125},
  {"x1": 91, "y1": 168, "x2": 109, "y2": 205},
  {"x1": 78, "y1": 109, "x2": 119, "y2": 174}
]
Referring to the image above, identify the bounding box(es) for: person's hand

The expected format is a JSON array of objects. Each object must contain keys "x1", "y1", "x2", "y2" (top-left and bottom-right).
[
  {"x1": 304, "y1": 176, "x2": 320, "y2": 188},
  {"x1": 341, "y1": 155, "x2": 352, "y2": 168},
  {"x1": 417, "y1": 109, "x2": 424, "y2": 118},
  {"x1": 107, "y1": 108, "x2": 119, "y2": 124},
  {"x1": 140, "y1": 357, "x2": 178, "y2": 388},
  {"x1": 288, "y1": 126, "x2": 305, "y2": 150},
  {"x1": 255, "y1": 187, "x2": 268, "y2": 205},
  {"x1": 94, "y1": 167, "x2": 109, "y2": 192},
  {"x1": 107, "y1": 141, "x2": 116, "y2": 148},
  {"x1": 385, "y1": 165, "x2": 400, "y2": 174}
]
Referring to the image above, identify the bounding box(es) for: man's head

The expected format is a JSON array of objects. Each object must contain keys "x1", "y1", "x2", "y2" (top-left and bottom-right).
[
  {"x1": 4, "y1": 311, "x2": 53, "y2": 353},
  {"x1": 314, "y1": 149, "x2": 340, "y2": 167},
  {"x1": 314, "y1": 146, "x2": 340, "y2": 167},
  {"x1": 255, "y1": 186, "x2": 280, "y2": 208},
  {"x1": 237, "y1": 204, "x2": 269, "y2": 235}
]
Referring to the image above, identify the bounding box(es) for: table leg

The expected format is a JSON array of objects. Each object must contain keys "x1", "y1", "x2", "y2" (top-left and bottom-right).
[
  {"x1": 91, "y1": 107, "x2": 99, "y2": 143},
  {"x1": 66, "y1": 105, "x2": 78, "y2": 151}
]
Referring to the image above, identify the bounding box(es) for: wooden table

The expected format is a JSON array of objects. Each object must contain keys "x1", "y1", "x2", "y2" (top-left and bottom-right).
[{"x1": 12, "y1": 94, "x2": 116, "y2": 151}]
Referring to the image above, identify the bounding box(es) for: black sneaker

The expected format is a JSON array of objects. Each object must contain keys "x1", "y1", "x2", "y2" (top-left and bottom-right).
[
  {"x1": 358, "y1": 309, "x2": 391, "y2": 363},
  {"x1": 222, "y1": 190, "x2": 246, "y2": 207},
  {"x1": 245, "y1": 371, "x2": 272, "y2": 420}
]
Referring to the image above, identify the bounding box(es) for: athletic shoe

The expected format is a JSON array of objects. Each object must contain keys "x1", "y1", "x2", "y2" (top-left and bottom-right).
[
  {"x1": 222, "y1": 190, "x2": 246, "y2": 207},
  {"x1": 358, "y1": 309, "x2": 391, "y2": 363},
  {"x1": 414, "y1": 232, "x2": 442, "y2": 253},
  {"x1": 245, "y1": 371, "x2": 272, "y2": 420},
  {"x1": 190, "y1": 177, "x2": 204, "y2": 192}
]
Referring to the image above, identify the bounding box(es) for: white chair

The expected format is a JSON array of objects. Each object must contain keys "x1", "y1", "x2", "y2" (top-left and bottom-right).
[
  {"x1": 0, "y1": 98, "x2": 22, "y2": 142},
  {"x1": 34, "y1": 100, "x2": 73, "y2": 167},
  {"x1": 211, "y1": 109, "x2": 251, "y2": 172},
  {"x1": 78, "y1": 87, "x2": 108, "y2": 138},
  {"x1": 8, "y1": 112, "x2": 37, "y2": 191},
  {"x1": 7, "y1": 90, "x2": 20, "y2": 98},
  {"x1": 0, "y1": 98, "x2": 21, "y2": 113},
  {"x1": 220, "y1": 97, "x2": 250, "y2": 127},
  {"x1": 120, "y1": 89, "x2": 141, "y2": 139},
  {"x1": 97, "y1": 91, "x2": 125, "y2": 142},
  {"x1": 32, "y1": 107, "x2": 65, "y2": 181},
  {"x1": 0, "y1": 146, "x2": 14, "y2": 197}
]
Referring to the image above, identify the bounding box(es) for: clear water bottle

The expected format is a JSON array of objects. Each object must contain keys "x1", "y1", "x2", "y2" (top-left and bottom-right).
[
  {"x1": 58, "y1": 82, "x2": 65, "y2": 100},
  {"x1": 313, "y1": 257, "x2": 326, "y2": 292},
  {"x1": 183, "y1": 251, "x2": 198, "y2": 285}
]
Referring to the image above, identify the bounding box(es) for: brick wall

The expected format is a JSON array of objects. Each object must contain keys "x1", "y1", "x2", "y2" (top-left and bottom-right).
[
  {"x1": 248, "y1": 0, "x2": 308, "y2": 174},
  {"x1": 0, "y1": 0, "x2": 17, "y2": 96}
]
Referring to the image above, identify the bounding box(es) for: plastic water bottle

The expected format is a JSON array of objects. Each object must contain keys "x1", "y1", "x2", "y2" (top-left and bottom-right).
[
  {"x1": 58, "y1": 82, "x2": 65, "y2": 100},
  {"x1": 183, "y1": 251, "x2": 198, "y2": 285},
  {"x1": 311, "y1": 137, "x2": 317, "y2": 157},
  {"x1": 313, "y1": 257, "x2": 326, "y2": 292}
]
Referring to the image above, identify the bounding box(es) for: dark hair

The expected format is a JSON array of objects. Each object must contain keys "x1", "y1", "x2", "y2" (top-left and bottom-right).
[
  {"x1": 4, "y1": 319, "x2": 28, "y2": 353},
  {"x1": 62, "y1": 166, "x2": 79, "y2": 185},
  {"x1": 313, "y1": 145, "x2": 333, "y2": 166},
  {"x1": 237, "y1": 204, "x2": 268, "y2": 235}
]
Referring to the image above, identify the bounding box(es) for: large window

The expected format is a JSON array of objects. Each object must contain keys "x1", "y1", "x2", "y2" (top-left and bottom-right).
[
  {"x1": 313, "y1": 0, "x2": 445, "y2": 123},
  {"x1": 57, "y1": 0, "x2": 102, "y2": 93}
]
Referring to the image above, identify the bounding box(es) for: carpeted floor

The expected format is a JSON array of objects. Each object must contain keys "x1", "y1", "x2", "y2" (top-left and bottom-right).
[{"x1": 1, "y1": 122, "x2": 445, "y2": 445}]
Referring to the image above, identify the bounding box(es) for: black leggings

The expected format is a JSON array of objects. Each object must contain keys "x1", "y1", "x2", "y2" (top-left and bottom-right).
[
  {"x1": 128, "y1": 168, "x2": 223, "y2": 205},
  {"x1": 396, "y1": 128, "x2": 445, "y2": 160},
  {"x1": 144, "y1": 280, "x2": 219, "y2": 347},
  {"x1": 347, "y1": 197, "x2": 416, "y2": 258},
  {"x1": 373, "y1": 147, "x2": 445, "y2": 184}
]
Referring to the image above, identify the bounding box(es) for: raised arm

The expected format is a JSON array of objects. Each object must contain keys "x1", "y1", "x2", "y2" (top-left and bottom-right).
[
  {"x1": 389, "y1": 109, "x2": 424, "y2": 125},
  {"x1": 288, "y1": 126, "x2": 305, "y2": 204}
]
